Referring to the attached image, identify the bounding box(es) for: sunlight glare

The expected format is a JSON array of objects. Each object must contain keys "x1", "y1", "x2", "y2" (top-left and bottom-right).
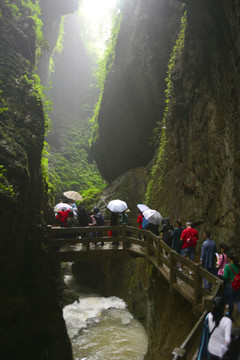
[{"x1": 80, "y1": 0, "x2": 118, "y2": 56}]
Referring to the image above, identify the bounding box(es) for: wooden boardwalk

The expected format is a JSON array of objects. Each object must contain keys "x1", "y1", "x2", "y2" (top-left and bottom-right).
[{"x1": 45, "y1": 224, "x2": 223, "y2": 360}]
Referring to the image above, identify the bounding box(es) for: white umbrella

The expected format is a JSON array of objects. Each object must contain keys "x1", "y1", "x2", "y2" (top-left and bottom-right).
[
  {"x1": 137, "y1": 204, "x2": 150, "y2": 213},
  {"x1": 63, "y1": 190, "x2": 83, "y2": 201},
  {"x1": 54, "y1": 203, "x2": 72, "y2": 212},
  {"x1": 107, "y1": 199, "x2": 128, "y2": 213},
  {"x1": 143, "y1": 209, "x2": 162, "y2": 225}
]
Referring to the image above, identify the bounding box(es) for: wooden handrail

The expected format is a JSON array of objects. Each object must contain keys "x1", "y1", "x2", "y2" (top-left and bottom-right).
[
  {"x1": 46, "y1": 224, "x2": 223, "y2": 359},
  {"x1": 47, "y1": 224, "x2": 222, "y2": 306}
]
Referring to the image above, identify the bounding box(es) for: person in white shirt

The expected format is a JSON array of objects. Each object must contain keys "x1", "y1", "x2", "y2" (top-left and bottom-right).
[{"x1": 208, "y1": 296, "x2": 232, "y2": 359}]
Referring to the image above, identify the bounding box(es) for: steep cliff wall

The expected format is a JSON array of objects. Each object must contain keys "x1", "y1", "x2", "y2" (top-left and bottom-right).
[
  {"x1": 147, "y1": 0, "x2": 240, "y2": 246},
  {"x1": 38, "y1": 0, "x2": 79, "y2": 85},
  {"x1": 0, "y1": 2, "x2": 73, "y2": 359},
  {"x1": 91, "y1": 0, "x2": 182, "y2": 182}
]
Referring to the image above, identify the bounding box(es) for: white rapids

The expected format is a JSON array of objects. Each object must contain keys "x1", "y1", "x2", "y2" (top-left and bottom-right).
[{"x1": 63, "y1": 275, "x2": 148, "y2": 360}]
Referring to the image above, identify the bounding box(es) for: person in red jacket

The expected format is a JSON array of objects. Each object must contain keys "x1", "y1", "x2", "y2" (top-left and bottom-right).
[
  {"x1": 56, "y1": 209, "x2": 71, "y2": 227},
  {"x1": 137, "y1": 212, "x2": 143, "y2": 229},
  {"x1": 180, "y1": 222, "x2": 198, "y2": 262},
  {"x1": 137, "y1": 211, "x2": 143, "y2": 240}
]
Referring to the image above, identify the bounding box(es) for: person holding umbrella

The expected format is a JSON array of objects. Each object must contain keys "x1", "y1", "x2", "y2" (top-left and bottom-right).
[
  {"x1": 148, "y1": 222, "x2": 159, "y2": 236},
  {"x1": 142, "y1": 209, "x2": 162, "y2": 236},
  {"x1": 160, "y1": 218, "x2": 174, "y2": 248},
  {"x1": 63, "y1": 190, "x2": 83, "y2": 202},
  {"x1": 107, "y1": 199, "x2": 128, "y2": 213},
  {"x1": 109, "y1": 211, "x2": 119, "y2": 246},
  {"x1": 171, "y1": 219, "x2": 184, "y2": 254},
  {"x1": 120, "y1": 209, "x2": 129, "y2": 225},
  {"x1": 56, "y1": 208, "x2": 71, "y2": 227},
  {"x1": 54, "y1": 200, "x2": 72, "y2": 213},
  {"x1": 107, "y1": 200, "x2": 128, "y2": 247},
  {"x1": 137, "y1": 204, "x2": 149, "y2": 240},
  {"x1": 93, "y1": 206, "x2": 105, "y2": 246}
]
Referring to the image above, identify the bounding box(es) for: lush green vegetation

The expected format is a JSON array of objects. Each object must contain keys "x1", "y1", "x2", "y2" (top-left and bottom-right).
[
  {"x1": 21, "y1": 73, "x2": 52, "y2": 132},
  {"x1": 19, "y1": 70, "x2": 54, "y2": 201},
  {"x1": 0, "y1": 165, "x2": 15, "y2": 200},
  {"x1": 4, "y1": 0, "x2": 21, "y2": 18},
  {"x1": 48, "y1": 121, "x2": 107, "y2": 207},
  {"x1": 21, "y1": 0, "x2": 48, "y2": 58},
  {"x1": 49, "y1": 15, "x2": 65, "y2": 75},
  {"x1": 4, "y1": 0, "x2": 48, "y2": 57},
  {"x1": 145, "y1": 12, "x2": 187, "y2": 205},
  {"x1": 1, "y1": 1, "x2": 52, "y2": 198},
  {"x1": 19, "y1": 0, "x2": 54, "y2": 199}
]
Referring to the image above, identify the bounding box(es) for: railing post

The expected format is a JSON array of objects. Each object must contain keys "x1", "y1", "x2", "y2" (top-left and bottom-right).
[
  {"x1": 122, "y1": 224, "x2": 127, "y2": 249},
  {"x1": 194, "y1": 263, "x2": 202, "y2": 306},
  {"x1": 158, "y1": 237, "x2": 163, "y2": 267},
  {"x1": 203, "y1": 295, "x2": 214, "y2": 312},
  {"x1": 170, "y1": 250, "x2": 177, "y2": 293},
  {"x1": 147, "y1": 232, "x2": 151, "y2": 257},
  {"x1": 46, "y1": 225, "x2": 52, "y2": 252},
  {"x1": 85, "y1": 231, "x2": 90, "y2": 251}
]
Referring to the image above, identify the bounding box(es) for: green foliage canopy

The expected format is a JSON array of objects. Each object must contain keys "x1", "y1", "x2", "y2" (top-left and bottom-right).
[{"x1": 48, "y1": 121, "x2": 107, "y2": 208}]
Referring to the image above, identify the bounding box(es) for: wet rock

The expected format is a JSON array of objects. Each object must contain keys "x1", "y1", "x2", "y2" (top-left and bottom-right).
[{"x1": 91, "y1": 0, "x2": 182, "y2": 182}]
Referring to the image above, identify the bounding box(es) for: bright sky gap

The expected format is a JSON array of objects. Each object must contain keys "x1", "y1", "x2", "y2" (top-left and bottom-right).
[{"x1": 79, "y1": 0, "x2": 118, "y2": 56}]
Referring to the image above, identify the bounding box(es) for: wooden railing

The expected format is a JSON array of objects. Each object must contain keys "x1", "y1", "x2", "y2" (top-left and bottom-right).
[{"x1": 45, "y1": 224, "x2": 223, "y2": 360}]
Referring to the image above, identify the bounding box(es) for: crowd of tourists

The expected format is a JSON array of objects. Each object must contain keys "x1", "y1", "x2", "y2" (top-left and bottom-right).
[
  {"x1": 54, "y1": 201, "x2": 104, "y2": 230},
  {"x1": 54, "y1": 199, "x2": 240, "y2": 359},
  {"x1": 196, "y1": 248, "x2": 240, "y2": 359},
  {"x1": 54, "y1": 200, "x2": 240, "y2": 347},
  {"x1": 138, "y1": 213, "x2": 240, "y2": 326},
  {"x1": 53, "y1": 200, "x2": 129, "y2": 246},
  {"x1": 140, "y1": 215, "x2": 240, "y2": 360},
  {"x1": 197, "y1": 296, "x2": 240, "y2": 360}
]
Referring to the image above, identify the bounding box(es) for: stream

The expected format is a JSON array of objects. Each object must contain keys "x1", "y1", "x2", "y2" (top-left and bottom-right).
[{"x1": 63, "y1": 275, "x2": 148, "y2": 360}]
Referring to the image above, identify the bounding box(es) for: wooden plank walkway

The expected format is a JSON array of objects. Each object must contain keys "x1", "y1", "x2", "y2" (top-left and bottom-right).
[
  {"x1": 46, "y1": 224, "x2": 223, "y2": 360},
  {"x1": 47, "y1": 225, "x2": 222, "y2": 307}
]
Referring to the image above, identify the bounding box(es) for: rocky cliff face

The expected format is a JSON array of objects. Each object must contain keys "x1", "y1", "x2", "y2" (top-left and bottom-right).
[
  {"x1": 147, "y1": 0, "x2": 240, "y2": 246},
  {"x1": 0, "y1": 2, "x2": 75, "y2": 359},
  {"x1": 91, "y1": 0, "x2": 240, "y2": 247},
  {"x1": 91, "y1": 0, "x2": 182, "y2": 182},
  {"x1": 97, "y1": 166, "x2": 149, "y2": 218}
]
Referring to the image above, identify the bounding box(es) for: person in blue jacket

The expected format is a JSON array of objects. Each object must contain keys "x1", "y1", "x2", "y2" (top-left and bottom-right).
[
  {"x1": 171, "y1": 219, "x2": 184, "y2": 254},
  {"x1": 200, "y1": 231, "x2": 217, "y2": 290}
]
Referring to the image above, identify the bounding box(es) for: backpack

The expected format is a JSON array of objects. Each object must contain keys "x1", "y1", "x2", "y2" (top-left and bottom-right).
[
  {"x1": 188, "y1": 228, "x2": 198, "y2": 247},
  {"x1": 197, "y1": 313, "x2": 217, "y2": 360},
  {"x1": 190, "y1": 235, "x2": 198, "y2": 247},
  {"x1": 228, "y1": 264, "x2": 240, "y2": 290},
  {"x1": 142, "y1": 218, "x2": 149, "y2": 230}
]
